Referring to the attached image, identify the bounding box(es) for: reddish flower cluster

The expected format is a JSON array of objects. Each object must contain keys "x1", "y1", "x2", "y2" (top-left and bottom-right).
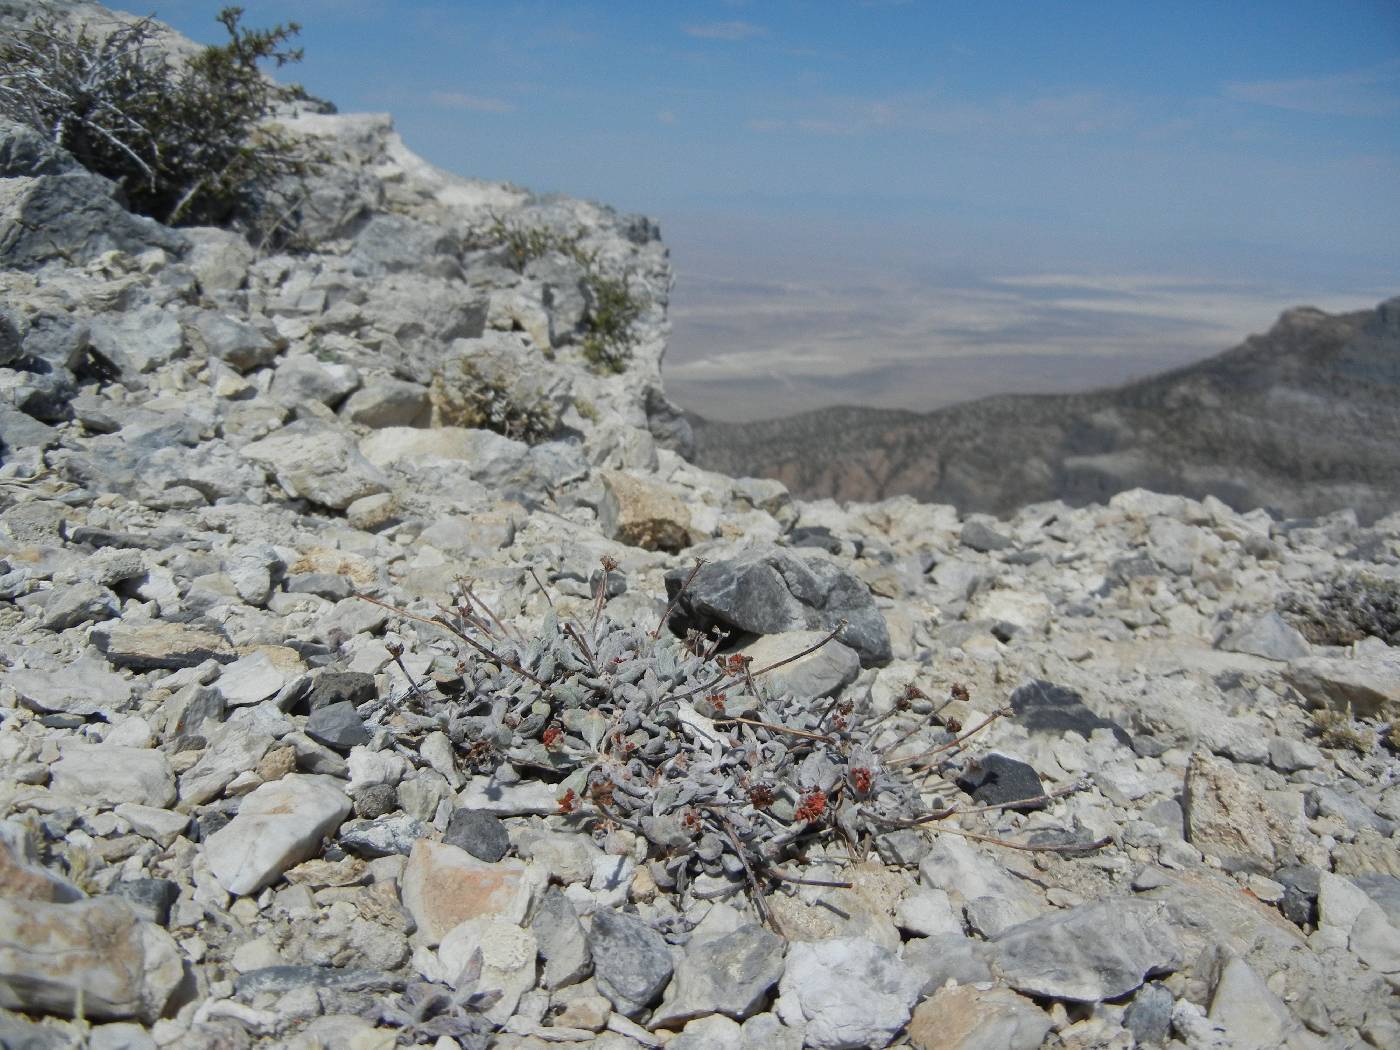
[
  {"x1": 950, "y1": 682, "x2": 970, "y2": 703},
  {"x1": 590, "y1": 779, "x2": 616, "y2": 807},
  {"x1": 722, "y1": 653, "x2": 750, "y2": 675},
  {"x1": 557, "y1": 789, "x2": 578, "y2": 814},
  {"x1": 541, "y1": 725, "x2": 562, "y2": 748},
  {"x1": 705, "y1": 693, "x2": 727, "y2": 715},
  {"x1": 681, "y1": 808, "x2": 701, "y2": 832},
  {"x1": 747, "y1": 784, "x2": 775, "y2": 810},
  {"x1": 794, "y1": 789, "x2": 827, "y2": 822},
  {"x1": 851, "y1": 767, "x2": 873, "y2": 794}
]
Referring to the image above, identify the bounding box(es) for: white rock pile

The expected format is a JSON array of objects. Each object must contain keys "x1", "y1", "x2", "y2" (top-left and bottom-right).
[{"x1": 0, "y1": 5, "x2": 1397, "y2": 1048}]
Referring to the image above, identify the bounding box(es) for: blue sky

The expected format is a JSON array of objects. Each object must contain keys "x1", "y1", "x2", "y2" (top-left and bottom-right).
[{"x1": 155, "y1": 1, "x2": 1400, "y2": 419}]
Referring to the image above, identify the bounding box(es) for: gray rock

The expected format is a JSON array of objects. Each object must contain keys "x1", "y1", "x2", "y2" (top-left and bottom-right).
[
  {"x1": 305, "y1": 671, "x2": 378, "y2": 712},
  {"x1": 88, "y1": 305, "x2": 185, "y2": 374},
  {"x1": 353, "y1": 784, "x2": 398, "y2": 819},
  {"x1": 205, "y1": 774, "x2": 352, "y2": 895},
  {"x1": 0, "y1": 119, "x2": 80, "y2": 177},
  {"x1": 0, "y1": 896, "x2": 182, "y2": 1022},
  {"x1": 1285, "y1": 648, "x2": 1400, "y2": 720},
  {"x1": 1268, "y1": 736, "x2": 1323, "y2": 773},
  {"x1": 652, "y1": 923, "x2": 786, "y2": 1027},
  {"x1": 1208, "y1": 955, "x2": 1310, "y2": 1050},
  {"x1": 339, "y1": 814, "x2": 426, "y2": 858},
  {"x1": 178, "y1": 725, "x2": 275, "y2": 806},
  {"x1": 960, "y1": 520, "x2": 1013, "y2": 552},
  {"x1": 532, "y1": 886, "x2": 592, "y2": 990},
  {"x1": 988, "y1": 899, "x2": 1183, "y2": 1002},
  {"x1": 664, "y1": 546, "x2": 892, "y2": 667},
  {"x1": 240, "y1": 419, "x2": 389, "y2": 510},
  {"x1": 269, "y1": 353, "x2": 360, "y2": 408},
  {"x1": 339, "y1": 374, "x2": 431, "y2": 428},
  {"x1": 215, "y1": 651, "x2": 291, "y2": 707},
  {"x1": 0, "y1": 172, "x2": 185, "y2": 270},
  {"x1": 305, "y1": 701, "x2": 370, "y2": 751},
  {"x1": 1215, "y1": 611, "x2": 1311, "y2": 661},
  {"x1": 32, "y1": 581, "x2": 119, "y2": 631},
  {"x1": 776, "y1": 937, "x2": 922, "y2": 1050},
  {"x1": 191, "y1": 311, "x2": 281, "y2": 371},
  {"x1": 8, "y1": 653, "x2": 132, "y2": 716},
  {"x1": 1123, "y1": 981, "x2": 1175, "y2": 1046},
  {"x1": 182, "y1": 226, "x2": 253, "y2": 293},
  {"x1": 907, "y1": 983, "x2": 1051, "y2": 1050},
  {"x1": 1305, "y1": 785, "x2": 1395, "y2": 836},
  {"x1": 107, "y1": 879, "x2": 180, "y2": 927},
  {"x1": 51, "y1": 745, "x2": 175, "y2": 808},
  {"x1": 1184, "y1": 752, "x2": 1297, "y2": 872},
  {"x1": 444, "y1": 809, "x2": 511, "y2": 863},
  {"x1": 901, "y1": 934, "x2": 994, "y2": 995},
  {"x1": 589, "y1": 909, "x2": 674, "y2": 1017}
]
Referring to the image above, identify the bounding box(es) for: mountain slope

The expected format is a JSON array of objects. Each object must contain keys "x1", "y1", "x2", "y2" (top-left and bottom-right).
[{"x1": 691, "y1": 297, "x2": 1400, "y2": 521}]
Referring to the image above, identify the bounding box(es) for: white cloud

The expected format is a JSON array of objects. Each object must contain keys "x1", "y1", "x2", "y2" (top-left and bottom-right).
[
  {"x1": 430, "y1": 91, "x2": 515, "y2": 113},
  {"x1": 1225, "y1": 60, "x2": 1400, "y2": 117},
  {"x1": 683, "y1": 20, "x2": 767, "y2": 41}
]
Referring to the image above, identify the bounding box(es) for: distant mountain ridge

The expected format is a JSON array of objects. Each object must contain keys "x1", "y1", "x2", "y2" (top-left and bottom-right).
[{"x1": 690, "y1": 296, "x2": 1400, "y2": 522}]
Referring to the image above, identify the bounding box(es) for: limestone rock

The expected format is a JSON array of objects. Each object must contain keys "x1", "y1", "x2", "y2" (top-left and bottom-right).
[
  {"x1": 1184, "y1": 752, "x2": 1297, "y2": 872},
  {"x1": 400, "y1": 839, "x2": 534, "y2": 945},
  {"x1": 907, "y1": 984, "x2": 1051, "y2": 1050},
  {"x1": 204, "y1": 774, "x2": 351, "y2": 895},
  {"x1": 0, "y1": 897, "x2": 182, "y2": 1022},
  {"x1": 599, "y1": 469, "x2": 694, "y2": 553},
  {"x1": 776, "y1": 937, "x2": 922, "y2": 1050},
  {"x1": 241, "y1": 419, "x2": 389, "y2": 510},
  {"x1": 51, "y1": 745, "x2": 175, "y2": 809}
]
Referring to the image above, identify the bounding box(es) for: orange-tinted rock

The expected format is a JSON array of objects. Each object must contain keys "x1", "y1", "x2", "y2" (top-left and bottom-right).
[{"x1": 400, "y1": 839, "x2": 534, "y2": 945}]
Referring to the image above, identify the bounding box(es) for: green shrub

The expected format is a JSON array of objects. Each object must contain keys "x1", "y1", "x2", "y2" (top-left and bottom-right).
[
  {"x1": 0, "y1": 4, "x2": 315, "y2": 233},
  {"x1": 580, "y1": 270, "x2": 642, "y2": 374},
  {"x1": 472, "y1": 215, "x2": 584, "y2": 273}
]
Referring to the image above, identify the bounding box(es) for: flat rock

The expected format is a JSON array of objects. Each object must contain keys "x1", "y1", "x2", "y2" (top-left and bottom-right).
[
  {"x1": 0, "y1": 824, "x2": 83, "y2": 902},
  {"x1": 1215, "y1": 612, "x2": 1311, "y2": 661},
  {"x1": 177, "y1": 725, "x2": 275, "y2": 807},
  {"x1": 437, "y1": 916, "x2": 538, "y2": 1024},
  {"x1": 51, "y1": 745, "x2": 175, "y2": 808},
  {"x1": 1285, "y1": 647, "x2": 1400, "y2": 720},
  {"x1": 0, "y1": 896, "x2": 181, "y2": 1022},
  {"x1": 215, "y1": 651, "x2": 292, "y2": 707},
  {"x1": 401, "y1": 839, "x2": 534, "y2": 945},
  {"x1": 651, "y1": 923, "x2": 786, "y2": 1028},
  {"x1": 776, "y1": 937, "x2": 922, "y2": 1050},
  {"x1": 305, "y1": 701, "x2": 370, "y2": 751},
  {"x1": 908, "y1": 984, "x2": 1051, "y2": 1050},
  {"x1": 738, "y1": 630, "x2": 860, "y2": 700},
  {"x1": 92, "y1": 622, "x2": 236, "y2": 669},
  {"x1": 955, "y1": 753, "x2": 1047, "y2": 810},
  {"x1": 589, "y1": 909, "x2": 675, "y2": 1018},
  {"x1": 8, "y1": 652, "x2": 132, "y2": 716},
  {"x1": 988, "y1": 898, "x2": 1183, "y2": 1002},
  {"x1": 204, "y1": 774, "x2": 352, "y2": 895}
]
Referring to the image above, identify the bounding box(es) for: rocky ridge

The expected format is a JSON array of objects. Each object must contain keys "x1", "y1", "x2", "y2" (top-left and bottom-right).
[{"x1": 1, "y1": 5, "x2": 1399, "y2": 1049}]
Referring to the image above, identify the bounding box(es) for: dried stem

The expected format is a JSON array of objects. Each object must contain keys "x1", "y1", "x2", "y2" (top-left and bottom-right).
[
  {"x1": 888, "y1": 706, "x2": 1012, "y2": 770},
  {"x1": 652, "y1": 559, "x2": 704, "y2": 639},
  {"x1": 711, "y1": 717, "x2": 834, "y2": 743},
  {"x1": 527, "y1": 567, "x2": 556, "y2": 612},
  {"x1": 750, "y1": 620, "x2": 847, "y2": 678}
]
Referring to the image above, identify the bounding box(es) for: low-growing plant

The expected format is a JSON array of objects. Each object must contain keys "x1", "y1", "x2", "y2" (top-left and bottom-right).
[
  {"x1": 355, "y1": 562, "x2": 1105, "y2": 927},
  {"x1": 1281, "y1": 572, "x2": 1400, "y2": 647},
  {"x1": 471, "y1": 214, "x2": 584, "y2": 273},
  {"x1": 1311, "y1": 707, "x2": 1374, "y2": 754},
  {"x1": 0, "y1": 4, "x2": 316, "y2": 233},
  {"x1": 431, "y1": 357, "x2": 559, "y2": 444}
]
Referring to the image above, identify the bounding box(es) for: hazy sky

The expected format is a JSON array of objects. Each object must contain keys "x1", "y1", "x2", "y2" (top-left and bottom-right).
[{"x1": 155, "y1": 1, "x2": 1400, "y2": 419}]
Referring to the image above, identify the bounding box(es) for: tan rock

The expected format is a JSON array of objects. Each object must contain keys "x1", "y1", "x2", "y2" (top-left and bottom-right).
[
  {"x1": 1184, "y1": 753, "x2": 1298, "y2": 873},
  {"x1": 401, "y1": 839, "x2": 535, "y2": 945},
  {"x1": 0, "y1": 896, "x2": 182, "y2": 1022},
  {"x1": 0, "y1": 826, "x2": 82, "y2": 902},
  {"x1": 92, "y1": 622, "x2": 236, "y2": 669},
  {"x1": 599, "y1": 470, "x2": 694, "y2": 553},
  {"x1": 908, "y1": 984, "x2": 1052, "y2": 1050}
]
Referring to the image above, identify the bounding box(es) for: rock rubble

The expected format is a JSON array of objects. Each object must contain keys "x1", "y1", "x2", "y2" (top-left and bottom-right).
[{"x1": 0, "y1": 4, "x2": 1397, "y2": 1048}]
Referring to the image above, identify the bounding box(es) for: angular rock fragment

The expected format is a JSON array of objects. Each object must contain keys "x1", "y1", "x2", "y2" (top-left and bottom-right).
[
  {"x1": 776, "y1": 937, "x2": 922, "y2": 1050},
  {"x1": 400, "y1": 839, "x2": 534, "y2": 944},
  {"x1": 589, "y1": 909, "x2": 675, "y2": 1018},
  {"x1": 204, "y1": 774, "x2": 351, "y2": 895}
]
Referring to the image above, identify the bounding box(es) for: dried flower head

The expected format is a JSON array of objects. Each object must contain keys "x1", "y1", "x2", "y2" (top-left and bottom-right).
[
  {"x1": 747, "y1": 784, "x2": 775, "y2": 810},
  {"x1": 557, "y1": 789, "x2": 578, "y2": 814},
  {"x1": 851, "y1": 767, "x2": 874, "y2": 794},
  {"x1": 794, "y1": 789, "x2": 827, "y2": 822},
  {"x1": 951, "y1": 682, "x2": 970, "y2": 703}
]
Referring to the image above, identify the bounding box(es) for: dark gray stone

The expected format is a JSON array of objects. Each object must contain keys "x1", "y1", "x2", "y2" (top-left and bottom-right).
[
  {"x1": 1275, "y1": 865, "x2": 1322, "y2": 927},
  {"x1": 284, "y1": 572, "x2": 354, "y2": 601},
  {"x1": 902, "y1": 934, "x2": 994, "y2": 996},
  {"x1": 443, "y1": 809, "x2": 510, "y2": 863},
  {"x1": 353, "y1": 784, "x2": 398, "y2": 820},
  {"x1": 190, "y1": 312, "x2": 280, "y2": 372},
  {"x1": 339, "y1": 815, "x2": 426, "y2": 857},
  {"x1": 0, "y1": 120, "x2": 80, "y2": 177},
  {"x1": 1009, "y1": 680, "x2": 1133, "y2": 746},
  {"x1": 305, "y1": 672, "x2": 377, "y2": 713},
  {"x1": 961, "y1": 520, "x2": 1013, "y2": 552},
  {"x1": 956, "y1": 754, "x2": 1046, "y2": 811},
  {"x1": 589, "y1": 909, "x2": 675, "y2": 1017},
  {"x1": 788, "y1": 526, "x2": 841, "y2": 554},
  {"x1": 0, "y1": 172, "x2": 186, "y2": 270},
  {"x1": 664, "y1": 546, "x2": 891, "y2": 667},
  {"x1": 305, "y1": 701, "x2": 370, "y2": 751},
  {"x1": 107, "y1": 879, "x2": 180, "y2": 927},
  {"x1": 1124, "y1": 981, "x2": 1174, "y2": 1046}
]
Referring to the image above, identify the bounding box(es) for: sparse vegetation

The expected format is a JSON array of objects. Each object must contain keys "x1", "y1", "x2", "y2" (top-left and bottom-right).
[
  {"x1": 580, "y1": 269, "x2": 643, "y2": 374},
  {"x1": 470, "y1": 214, "x2": 646, "y2": 373},
  {"x1": 0, "y1": 4, "x2": 316, "y2": 234},
  {"x1": 1310, "y1": 707, "x2": 1374, "y2": 754},
  {"x1": 431, "y1": 357, "x2": 559, "y2": 444},
  {"x1": 1282, "y1": 573, "x2": 1400, "y2": 647}
]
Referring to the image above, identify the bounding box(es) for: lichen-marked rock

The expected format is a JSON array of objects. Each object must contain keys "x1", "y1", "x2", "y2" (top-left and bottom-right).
[
  {"x1": 400, "y1": 839, "x2": 534, "y2": 944},
  {"x1": 0, "y1": 896, "x2": 182, "y2": 1022}
]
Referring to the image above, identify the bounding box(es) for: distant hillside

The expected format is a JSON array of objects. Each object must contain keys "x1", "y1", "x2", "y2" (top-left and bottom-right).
[{"x1": 691, "y1": 296, "x2": 1400, "y2": 522}]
